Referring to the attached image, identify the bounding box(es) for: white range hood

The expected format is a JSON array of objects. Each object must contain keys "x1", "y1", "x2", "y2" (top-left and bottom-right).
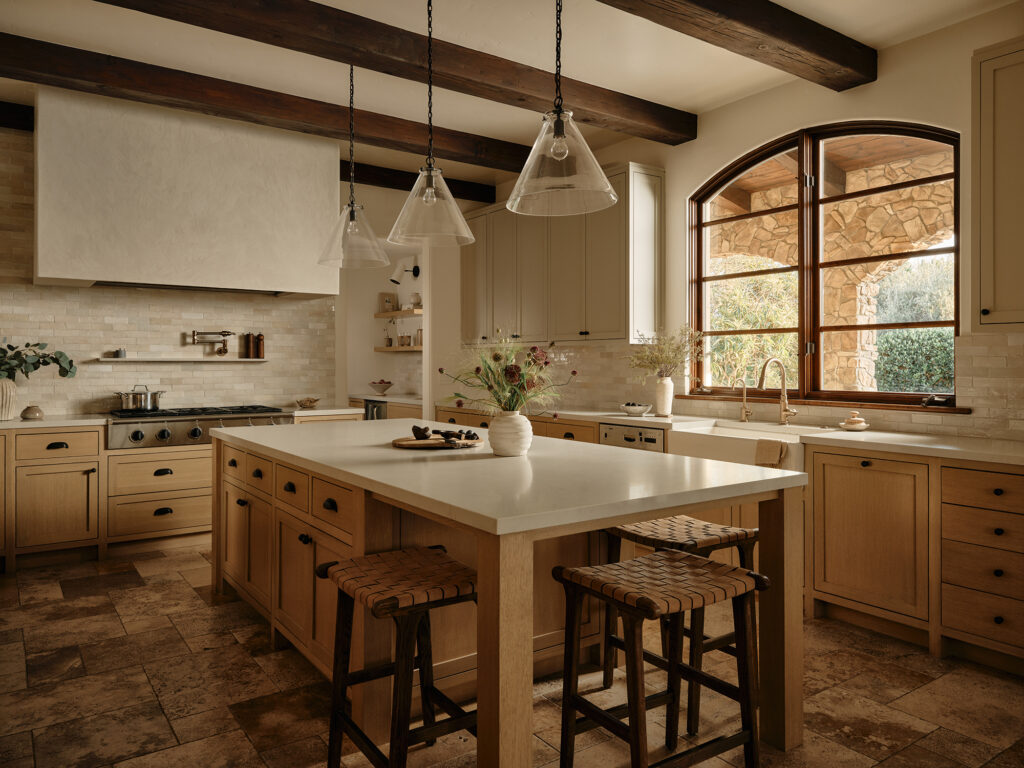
[{"x1": 34, "y1": 88, "x2": 340, "y2": 295}]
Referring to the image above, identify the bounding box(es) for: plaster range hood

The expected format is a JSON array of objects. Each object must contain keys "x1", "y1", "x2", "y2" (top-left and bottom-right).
[{"x1": 34, "y1": 88, "x2": 340, "y2": 295}]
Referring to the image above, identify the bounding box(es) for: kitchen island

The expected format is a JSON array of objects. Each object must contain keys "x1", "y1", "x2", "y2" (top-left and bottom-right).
[{"x1": 211, "y1": 419, "x2": 807, "y2": 766}]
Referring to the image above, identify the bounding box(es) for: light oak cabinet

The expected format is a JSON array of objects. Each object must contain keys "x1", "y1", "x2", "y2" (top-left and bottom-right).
[
  {"x1": 385, "y1": 402, "x2": 423, "y2": 420},
  {"x1": 973, "y1": 36, "x2": 1024, "y2": 324},
  {"x1": 15, "y1": 461, "x2": 99, "y2": 548},
  {"x1": 461, "y1": 216, "x2": 490, "y2": 343}
]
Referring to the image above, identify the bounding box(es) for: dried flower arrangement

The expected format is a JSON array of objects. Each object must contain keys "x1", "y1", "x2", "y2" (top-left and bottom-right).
[{"x1": 627, "y1": 326, "x2": 704, "y2": 381}]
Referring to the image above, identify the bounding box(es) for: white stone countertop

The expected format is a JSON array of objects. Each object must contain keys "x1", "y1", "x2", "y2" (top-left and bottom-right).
[
  {"x1": 291, "y1": 407, "x2": 364, "y2": 417},
  {"x1": 547, "y1": 410, "x2": 718, "y2": 431},
  {"x1": 349, "y1": 394, "x2": 423, "y2": 405},
  {"x1": 211, "y1": 418, "x2": 807, "y2": 535},
  {"x1": 0, "y1": 414, "x2": 110, "y2": 430},
  {"x1": 800, "y1": 430, "x2": 1024, "y2": 466}
]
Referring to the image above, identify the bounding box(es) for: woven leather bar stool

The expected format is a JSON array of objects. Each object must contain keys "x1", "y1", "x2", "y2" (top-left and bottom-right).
[
  {"x1": 316, "y1": 545, "x2": 478, "y2": 768},
  {"x1": 554, "y1": 550, "x2": 769, "y2": 768},
  {"x1": 603, "y1": 515, "x2": 758, "y2": 735}
]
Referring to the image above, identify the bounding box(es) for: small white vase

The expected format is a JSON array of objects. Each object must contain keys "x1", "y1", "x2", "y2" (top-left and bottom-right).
[
  {"x1": 488, "y1": 410, "x2": 533, "y2": 457},
  {"x1": 0, "y1": 378, "x2": 16, "y2": 421},
  {"x1": 654, "y1": 376, "x2": 674, "y2": 417}
]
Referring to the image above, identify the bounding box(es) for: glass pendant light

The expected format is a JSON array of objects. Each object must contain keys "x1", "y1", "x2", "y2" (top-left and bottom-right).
[
  {"x1": 319, "y1": 65, "x2": 390, "y2": 268},
  {"x1": 507, "y1": 0, "x2": 617, "y2": 216},
  {"x1": 387, "y1": 0, "x2": 475, "y2": 246}
]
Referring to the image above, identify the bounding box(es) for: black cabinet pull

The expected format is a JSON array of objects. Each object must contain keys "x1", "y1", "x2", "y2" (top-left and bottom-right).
[
  {"x1": 46, "y1": 441, "x2": 69, "y2": 450},
  {"x1": 322, "y1": 498, "x2": 338, "y2": 512},
  {"x1": 252, "y1": 468, "x2": 263, "y2": 479},
  {"x1": 511, "y1": 334, "x2": 520, "y2": 339},
  {"x1": 448, "y1": 418, "x2": 456, "y2": 424},
  {"x1": 228, "y1": 458, "x2": 238, "y2": 467},
  {"x1": 153, "y1": 468, "x2": 174, "y2": 476},
  {"x1": 235, "y1": 498, "x2": 247, "y2": 507},
  {"x1": 480, "y1": 421, "x2": 489, "y2": 428},
  {"x1": 283, "y1": 481, "x2": 296, "y2": 493},
  {"x1": 481, "y1": 335, "x2": 487, "y2": 340},
  {"x1": 153, "y1": 507, "x2": 173, "y2": 516},
  {"x1": 564, "y1": 432, "x2": 575, "y2": 440},
  {"x1": 994, "y1": 616, "x2": 1005, "y2": 625},
  {"x1": 298, "y1": 533, "x2": 313, "y2": 545},
  {"x1": 995, "y1": 527, "x2": 1005, "y2": 536},
  {"x1": 981, "y1": 308, "x2": 991, "y2": 316},
  {"x1": 85, "y1": 467, "x2": 97, "y2": 474},
  {"x1": 860, "y1": 460, "x2": 871, "y2": 467},
  {"x1": 994, "y1": 569, "x2": 1005, "y2": 577},
  {"x1": 624, "y1": 436, "x2": 636, "y2": 443},
  {"x1": 994, "y1": 488, "x2": 1004, "y2": 496},
  {"x1": 578, "y1": 330, "x2": 586, "y2": 336},
  {"x1": 315, "y1": 561, "x2": 340, "y2": 579}
]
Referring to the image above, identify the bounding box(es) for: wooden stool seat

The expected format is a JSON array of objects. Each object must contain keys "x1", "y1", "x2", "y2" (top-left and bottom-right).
[{"x1": 607, "y1": 515, "x2": 758, "y2": 554}]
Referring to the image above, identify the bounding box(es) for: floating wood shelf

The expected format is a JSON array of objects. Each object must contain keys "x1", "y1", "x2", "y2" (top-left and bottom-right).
[
  {"x1": 374, "y1": 308, "x2": 423, "y2": 319},
  {"x1": 374, "y1": 346, "x2": 423, "y2": 353},
  {"x1": 92, "y1": 357, "x2": 269, "y2": 363}
]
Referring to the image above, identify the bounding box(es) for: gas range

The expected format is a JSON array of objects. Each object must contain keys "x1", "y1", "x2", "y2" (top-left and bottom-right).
[{"x1": 107, "y1": 405, "x2": 290, "y2": 449}]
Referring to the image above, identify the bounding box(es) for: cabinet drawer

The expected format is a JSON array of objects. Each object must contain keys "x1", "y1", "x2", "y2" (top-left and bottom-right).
[
  {"x1": 545, "y1": 423, "x2": 597, "y2": 443},
  {"x1": 109, "y1": 453, "x2": 212, "y2": 496},
  {"x1": 222, "y1": 445, "x2": 246, "y2": 482},
  {"x1": 942, "y1": 539, "x2": 1024, "y2": 599},
  {"x1": 16, "y1": 430, "x2": 99, "y2": 461},
  {"x1": 245, "y1": 454, "x2": 273, "y2": 495},
  {"x1": 311, "y1": 478, "x2": 357, "y2": 540},
  {"x1": 942, "y1": 504, "x2": 1023, "y2": 553},
  {"x1": 942, "y1": 467, "x2": 1024, "y2": 513},
  {"x1": 276, "y1": 464, "x2": 310, "y2": 513},
  {"x1": 108, "y1": 491, "x2": 211, "y2": 537},
  {"x1": 942, "y1": 583, "x2": 1024, "y2": 648}
]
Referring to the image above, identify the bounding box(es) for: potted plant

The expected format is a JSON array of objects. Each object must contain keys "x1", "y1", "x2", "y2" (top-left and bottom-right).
[
  {"x1": 627, "y1": 326, "x2": 703, "y2": 417},
  {"x1": 439, "y1": 340, "x2": 577, "y2": 456},
  {"x1": 0, "y1": 340, "x2": 77, "y2": 420}
]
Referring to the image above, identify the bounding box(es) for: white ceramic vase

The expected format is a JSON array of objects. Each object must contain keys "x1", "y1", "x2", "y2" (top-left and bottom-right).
[
  {"x1": 488, "y1": 410, "x2": 533, "y2": 457},
  {"x1": 654, "y1": 376, "x2": 674, "y2": 417},
  {"x1": 0, "y1": 378, "x2": 16, "y2": 421}
]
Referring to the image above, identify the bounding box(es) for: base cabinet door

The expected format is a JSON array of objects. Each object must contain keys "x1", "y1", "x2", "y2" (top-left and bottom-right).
[
  {"x1": 274, "y1": 508, "x2": 315, "y2": 642},
  {"x1": 222, "y1": 484, "x2": 248, "y2": 584},
  {"x1": 813, "y1": 453, "x2": 929, "y2": 619},
  {"x1": 309, "y1": 530, "x2": 353, "y2": 669},
  {"x1": 245, "y1": 496, "x2": 273, "y2": 608},
  {"x1": 15, "y1": 461, "x2": 99, "y2": 548}
]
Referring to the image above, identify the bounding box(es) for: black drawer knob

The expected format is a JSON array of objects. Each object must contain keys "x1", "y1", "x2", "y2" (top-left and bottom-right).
[
  {"x1": 994, "y1": 488, "x2": 1004, "y2": 496},
  {"x1": 994, "y1": 616, "x2": 1005, "y2": 625},
  {"x1": 511, "y1": 334, "x2": 520, "y2": 339},
  {"x1": 315, "y1": 561, "x2": 339, "y2": 579},
  {"x1": 298, "y1": 533, "x2": 313, "y2": 545},
  {"x1": 322, "y1": 498, "x2": 338, "y2": 512},
  {"x1": 283, "y1": 481, "x2": 296, "y2": 493},
  {"x1": 995, "y1": 528, "x2": 1005, "y2": 536},
  {"x1": 153, "y1": 468, "x2": 174, "y2": 476},
  {"x1": 448, "y1": 418, "x2": 456, "y2": 424},
  {"x1": 236, "y1": 498, "x2": 247, "y2": 506},
  {"x1": 564, "y1": 432, "x2": 575, "y2": 440},
  {"x1": 46, "y1": 441, "x2": 69, "y2": 450},
  {"x1": 85, "y1": 467, "x2": 97, "y2": 474},
  {"x1": 981, "y1": 308, "x2": 991, "y2": 316},
  {"x1": 153, "y1": 507, "x2": 173, "y2": 516},
  {"x1": 228, "y1": 459, "x2": 238, "y2": 467},
  {"x1": 860, "y1": 460, "x2": 871, "y2": 467},
  {"x1": 252, "y1": 469, "x2": 263, "y2": 479},
  {"x1": 994, "y1": 569, "x2": 1004, "y2": 577}
]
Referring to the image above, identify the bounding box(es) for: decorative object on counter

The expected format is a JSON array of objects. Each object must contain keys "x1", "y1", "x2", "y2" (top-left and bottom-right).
[
  {"x1": 0, "y1": 340, "x2": 77, "y2": 421},
  {"x1": 506, "y1": 0, "x2": 616, "y2": 217},
  {"x1": 114, "y1": 348, "x2": 127, "y2": 358},
  {"x1": 379, "y1": 292, "x2": 398, "y2": 313},
  {"x1": 20, "y1": 404, "x2": 44, "y2": 420},
  {"x1": 319, "y1": 64, "x2": 390, "y2": 269},
  {"x1": 839, "y1": 410, "x2": 870, "y2": 431},
  {"x1": 296, "y1": 397, "x2": 320, "y2": 409},
  {"x1": 393, "y1": 425, "x2": 482, "y2": 450},
  {"x1": 410, "y1": 292, "x2": 422, "y2": 308},
  {"x1": 114, "y1": 383, "x2": 166, "y2": 411},
  {"x1": 387, "y1": 0, "x2": 474, "y2": 247},
  {"x1": 628, "y1": 326, "x2": 704, "y2": 417},
  {"x1": 438, "y1": 339, "x2": 578, "y2": 456},
  {"x1": 191, "y1": 329, "x2": 235, "y2": 356},
  {"x1": 256, "y1": 333, "x2": 265, "y2": 359},
  {"x1": 368, "y1": 380, "x2": 393, "y2": 395},
  {"x1": 620, "y1": 402, "x2": 652, "y2": 417}
]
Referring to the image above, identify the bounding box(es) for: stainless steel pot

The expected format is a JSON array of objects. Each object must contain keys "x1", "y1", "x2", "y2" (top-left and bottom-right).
[{"x1": 114, "y1": 384, "x2": 166, "y2": 411}]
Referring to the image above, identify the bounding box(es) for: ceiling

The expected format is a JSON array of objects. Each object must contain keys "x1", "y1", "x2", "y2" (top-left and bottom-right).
[{"x1": 0, "y1": 0, "x2": 1015, "y2": 185}]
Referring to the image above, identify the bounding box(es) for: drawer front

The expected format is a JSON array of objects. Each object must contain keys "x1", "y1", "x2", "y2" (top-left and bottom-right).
[
  {"x1": 311, "y1": 478, "x2": 357, "y2": 539},
  {"x1": 222, "y1": 445, "x2": 246, "y2": 482},
  {"x1": 942, "y1": 467, "x2": 1024, "y2": 514},
  {"x1": 275, "y1": 464, "x2": 310, "y2": 513},
  {"x1": 545, "y1": 423, "x2": 597, "y2": 443},
  {"x1": 942, "y1": 583, "x2": 1024, "y2": 648},
  {"x1": 109, "y1": 453, "x2": 212, "y2": 496},
  {"x1": 108, "y1": 492, "x2": 212, "y2": 537},
  {"x1": 16, "y1": 430, "x2": 99, "y2": 461},
  {"x1": 942, "y1": 504, "x2": 1024, "y2": 553},
  {"x1": 245, "y1": 454, "x2": 274, "y2": 495},
  {"x1": 386, "y1": 403, "x2": 422, "y2": 420},
  {"x1": 942, "y1": 539, "x2": 1024, "y2": 599}
]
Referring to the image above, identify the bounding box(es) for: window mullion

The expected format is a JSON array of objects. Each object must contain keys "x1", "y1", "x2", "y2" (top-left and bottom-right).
[{"x1": 798, "y1": 130, "x2": 815, "y2": 399}]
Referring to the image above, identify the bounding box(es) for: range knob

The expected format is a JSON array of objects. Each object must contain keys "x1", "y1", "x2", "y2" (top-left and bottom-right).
[
  {"x1": 188, "y1": 426, "x2": 203, "y2": 440},
  {"x1": 129, "y1": 429, "x2": 146, "y2": 443},
  {"x1": 156, "y1": 428, "x2": 172, "y2": 441}
]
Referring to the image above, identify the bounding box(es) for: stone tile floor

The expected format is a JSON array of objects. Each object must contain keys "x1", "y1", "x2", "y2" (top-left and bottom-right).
[{"x1": 0, "y1": 546, "x2": 1022, "y2": 767}]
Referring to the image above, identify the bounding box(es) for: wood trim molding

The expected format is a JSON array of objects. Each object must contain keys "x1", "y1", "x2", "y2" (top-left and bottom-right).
[
  {"x1": 0, "y1": 33, "x2": 530, "y2": 172},
  {"x1": 0, "y1": 100, "x2": 33, "y2": 131},
  {"x1": 96, "y1": 0, "x2": 698, "y2": 145}
]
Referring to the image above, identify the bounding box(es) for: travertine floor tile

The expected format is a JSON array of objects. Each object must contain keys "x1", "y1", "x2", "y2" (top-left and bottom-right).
[
  {"x1": 169, "y1": 706, "x2": 240, "y2": 744},
  {"x1": 915, "y1": 727, "x2": 1002, "y2": 768},
  {"x1": 25, "y1": 645, "x2": 84, "y2": 687},
  {"x1": 254, "y1": 649, "x2": 324, "y2": 691},
  {"x1": 0, "y1": 593, "x2": 115, "y2": 631},
  {"x1": 168, "y1": 600, "x2": 264, "y2": 638},
  {"x1": 804, "y1": 687, "x2": 936, "y2": 760},
  {"x1": 184, "y1": 630, "x2": 239, "y2": 653},
  {"x1": 59, "y1": 570, "x2": 146, "y2": 600},
  {"x1": 23, "y1": 611, "x2": 126, "y2": 654},
  {"x1": 228, "y1": 681, "x2": 332, "y2": 751},
  {"x1": 982, "y1": 737, "x2": 1024, "y2": 768},
  {"x1": 80, "y1": 627, "x2": 190, "y2": 674},
  {"x1": 113, "y1": 730, "x2": 265, "y2": 768},
  {"x1": 260, "y1": 734, "x2": 328, "y2": 768},
  {"x1": 876, "y1": 743, "x2": 967, "y2": 767},
  {"x1": 721, "y1": 728, "x2": 876, "y2": 767},
  {"x1": 109, "y1": 580, "x2": 207, "y2": 623},
  {"x1": 837, "y1": 659, "x2": 935, "y2": 703},
  {"x1": 180, "y1": 565, "x2": 213, "y2": 588},
  {"x1": 133, "y1": 551, "x2": 213, "y2": 578},
  {"x1": 232, "y1": 624, "x2": 276, "y2": 656}
]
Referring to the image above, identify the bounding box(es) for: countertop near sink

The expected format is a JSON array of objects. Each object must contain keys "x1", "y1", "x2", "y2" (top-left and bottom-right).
[
  {"x1": 0, "y1": 414, "x2": 110, "y2": 430},
  {"x1": 350, "y1": 393, "x2": 423, "y2": 405},
  {"x1": 292, "y1": 407, "x2": 364, "y2": 417},
  {"x1": 547, "y1": 410, "x2": 716, "y2": 430},
  {"x1": 801, "y1": 430, "x2": 1024, "y2": 466}
]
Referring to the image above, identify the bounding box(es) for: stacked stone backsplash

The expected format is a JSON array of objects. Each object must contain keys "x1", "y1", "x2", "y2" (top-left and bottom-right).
[{"x1": 1, "y1": 127, "x2": 335, "y2": 417}]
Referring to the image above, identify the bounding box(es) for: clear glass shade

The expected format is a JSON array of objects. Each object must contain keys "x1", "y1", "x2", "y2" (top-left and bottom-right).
[
  {"x1": 318, "y1": 204, "x2": 390, "y2": 269},
  {"x1": 387, "y1": 167, "x2": 475, "y2": 246},
  {"x1": 506, "y1": 110, "x2": 618, "y2": 216}
]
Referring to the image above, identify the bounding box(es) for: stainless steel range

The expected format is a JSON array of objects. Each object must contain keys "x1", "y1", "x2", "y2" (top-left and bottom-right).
[{"x1": 107, "y1": 405, "x2": 289, "y2": 449}]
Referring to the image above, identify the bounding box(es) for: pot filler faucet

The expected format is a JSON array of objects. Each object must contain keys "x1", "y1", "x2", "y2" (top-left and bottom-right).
[{"x1": 757, "y1": 358, "x2": 798, "y2": 425}]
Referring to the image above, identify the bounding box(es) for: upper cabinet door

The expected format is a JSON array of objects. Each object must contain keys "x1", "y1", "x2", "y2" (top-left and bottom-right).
[
  {"x1": 516, "y1": 215, "x2": 549, "y2": 342},
  {"x1": 489, "y1": 209, "x2": 518, "y2": 339},
  {"x1": 548, "y1": 215, "x2": 587, "y2": 341},
  {"x1": 461, "y1": 215, "x2": 490, "y2": 343},
  {"x1": 975, "y1": 39, "x2": 1024, "y2": 324},
  {"x1": 585, "y1": 173, "x2": 628, "y2": 340}
]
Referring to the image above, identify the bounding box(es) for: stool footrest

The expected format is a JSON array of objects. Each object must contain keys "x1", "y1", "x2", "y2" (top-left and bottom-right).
[
  {"x1": 423, "y1": 685, "x2": 478, "y2": 737},
  {"x1": 606, "y1": 634, "x2": 742, "y2": 702},
  {"x1": 572, "y1": 689, "x2": 675, "y2": 738},
  {"x1": 649, "y1": 731, "x2": 750, "y2": 768}
]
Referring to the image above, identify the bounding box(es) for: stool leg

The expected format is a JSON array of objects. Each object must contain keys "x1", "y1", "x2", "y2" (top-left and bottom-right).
[
  {"x1": 733, "y1": 591, "x2": 761, "y2": 768},
  {"x1": 560, "y1": 585, "x2": 584, "y2": 768},
  {"x1": 664, "y1": 612, "x2": 683, "y2": 752},
  {"x1": 416, "y1": 611, "x2": 438, "y2": 747},
  {"x1": 737, "y1": 541, "x2": 755, "y2": 570},
  {"x1": 686, "y1": 607, "x2": 706, "y2": 736},
  {"x1": 601, "y1": 534, "x2": 622, "y2": 690},
  {"x1": 388, "y1": 612, "x2": 421, "y2": 768},
  {"x1": 622, "y1": 613, "x2": 649, "y2": 768},
  {"x1": 328, "y1": 592, "x2": 355, "y2": 768}
]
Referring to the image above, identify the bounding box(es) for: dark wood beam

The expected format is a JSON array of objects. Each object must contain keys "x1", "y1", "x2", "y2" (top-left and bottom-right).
[
  {"x1": 716, "y1": 185, "x2": 751, "y2": 215},
  {"x1": 0, "y1": 33, "x2": 530, "y2": 172},
  {"x1": 96, "y1": 0, "x2": 697, "y2": 145},
  {"x1": 595, "y1": 0, "x2": 876, "y2": 91},
  {"x1": 349, "y1": 163, "x2": 496, "y2": 204},
  {"x1": 0, "y1": 100, "x2": 33, "y2": 131}
]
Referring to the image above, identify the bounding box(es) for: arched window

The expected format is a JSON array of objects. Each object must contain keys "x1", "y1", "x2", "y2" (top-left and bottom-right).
[{"x1": 690, "y1": 122, "x2": 958, "y2": 405}]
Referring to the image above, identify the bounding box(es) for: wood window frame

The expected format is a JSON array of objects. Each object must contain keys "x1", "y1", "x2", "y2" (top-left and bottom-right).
[{"x1": 688, "y1": 120, "x2": 961, "y2": 409}]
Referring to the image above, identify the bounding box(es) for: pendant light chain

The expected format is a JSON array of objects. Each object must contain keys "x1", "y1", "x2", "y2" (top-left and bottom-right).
[
  {"x1": 348, "y1": 64, "x2": 356, "y2": 210},
  {"x1": 553, "y1": 0, "x2": 563, "y2": 114},
  {"x1": 425, "y1": 0, "x2": 435, "y2": 169}
]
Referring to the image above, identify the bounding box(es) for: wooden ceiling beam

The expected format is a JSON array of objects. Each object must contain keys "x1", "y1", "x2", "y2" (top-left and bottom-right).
[
  {"x1": 595, "y1": 0, "x2": 877, "y2": 91},
  {"x1": 0, "y1": 33, "x2": 530, "y2": 172},
  {"x1": 0, "y1": 101, "x2": 34, "y2": 131},
  {"x1": 95, "y1": 0, "x2": 697, "y2": 145},
  {"x1": 350, "y1": 163, "x2": 495, "y2": 204}
]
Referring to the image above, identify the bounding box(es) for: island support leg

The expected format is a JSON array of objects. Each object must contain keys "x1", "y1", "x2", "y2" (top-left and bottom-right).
[
  {"x1": 757, "y1": 485, "x2": 804, "y2": 750},
  {"x1": 476, "y1": 531, "x2": 534, "y2": 768}
]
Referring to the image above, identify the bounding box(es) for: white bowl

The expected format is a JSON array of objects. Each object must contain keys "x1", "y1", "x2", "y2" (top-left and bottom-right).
[
  {"x1": 839, "y1": 422, "x2": 869, "y2": 431},
  {"x1": 368, "y1": 381, "x2": 393, "y2": 395},
  {"x1": 621, "y1": 403, "x2": 652, "y2": 416}
]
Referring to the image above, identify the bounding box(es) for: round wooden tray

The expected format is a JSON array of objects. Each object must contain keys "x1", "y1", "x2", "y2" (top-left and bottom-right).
[{"x1": 392, "y1": 436, "x2": 484, "y2": 450}]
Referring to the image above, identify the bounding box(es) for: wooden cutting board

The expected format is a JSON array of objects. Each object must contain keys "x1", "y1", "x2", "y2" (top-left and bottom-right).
[{"x1": 392, "y1": 436, "x2": 484, "y2": 450}]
